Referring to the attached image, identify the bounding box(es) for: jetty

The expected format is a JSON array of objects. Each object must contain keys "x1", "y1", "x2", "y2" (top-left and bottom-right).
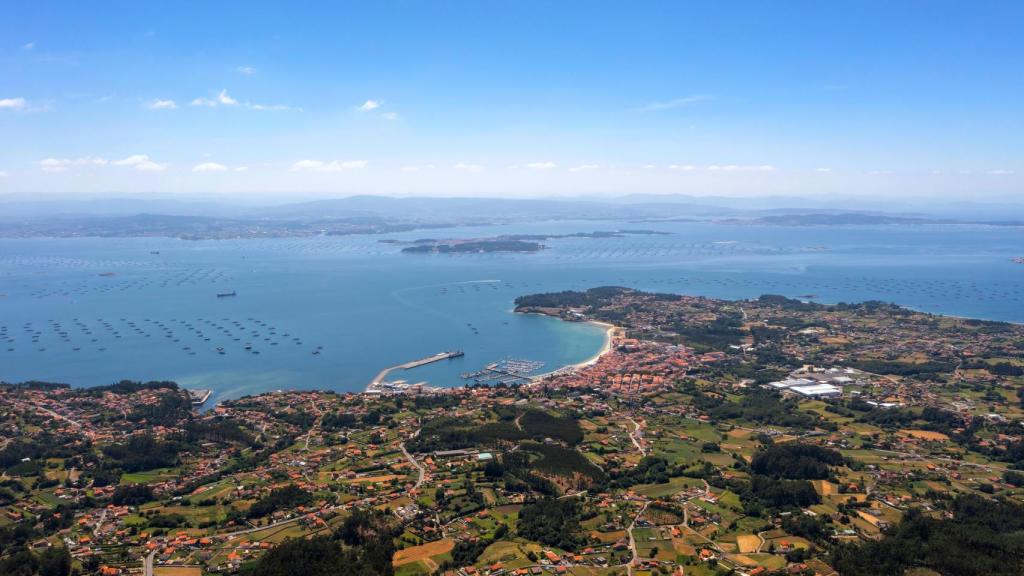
[
  {"x1": 367, "y1": 351, "x2": 464, "y2": 393},
  {"x1": 187, "y1": 389, "x2": 213, "y2": 406}
]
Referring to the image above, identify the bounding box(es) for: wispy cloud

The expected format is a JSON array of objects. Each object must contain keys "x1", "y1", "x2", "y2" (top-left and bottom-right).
[
  {"x1": 236, "y1": 66, "x2": 257, "y2": 76},
  {"x1": 248, "y1": 103, "x2": 300, "y2": 111},
  {"x1": 22, "y1": 42, "x2": 35, "y2": 50},
  {"x1": 707, "y1": 164, "x2": 775, "y2": 172},
  {"x1": 112, "y1": 154, "x2": 166, "y2": 171},
  {"x1": 39, "y1": 157, "x2": 108, "y2": 172},
  {"x1": 400, "y1": 165, "x2": 419, "y2": 173},
  {"x1": 568, "y1": 164, "x2": 599, "y2": 172},
  {"x1": 380, "y1": 111, "x2": 399, "y2": 120},
  {"x1": 358, "y1": 100, "x2": 380, "y2": 112},
  {"x1": 454, "y1": 162, "x2": 483, "y2": 172},
  {"x1": 190, "y1": 89, "x2": 299, "y2": 111},
  {"x1": 0, "y1": 97, "x2": 27, "y2": 110},
  {"x1": 234, "y1": 166, "x2": 249, "y2": 172},
  {"x1": 526, "y1": 161, "x2": 557, "y2": 170},
  {"x1": 814, "y1": 167, "x2": 832, "y2": 172},
  {"x1": 987, "y1": 169, "x2": 1015, "y2": 175},
  {"x1": 192, "y1": 162, "x2": 228, "y2": 172},
  {"x1": 668, "y1": 164, "x2": 696, "y2": 171},
  {"x1": 0, "y1": 171, "x2": 8, "y2": 177},
  {"x1": 147, "y1": 99, "x2": 177, "y2": 110},
  {"x1": 289, "y1": 159, "x2": 368, "y2": 172},
  {"x1": 639, "y1": 95, "x2": 712, "y2": 112}
]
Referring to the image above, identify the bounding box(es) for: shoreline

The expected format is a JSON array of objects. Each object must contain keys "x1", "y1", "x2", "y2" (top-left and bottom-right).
[{"x1": 526, "y1": 315, "x2": 618, "y2": 381}]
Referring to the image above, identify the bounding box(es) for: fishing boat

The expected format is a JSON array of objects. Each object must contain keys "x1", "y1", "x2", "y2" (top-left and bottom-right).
[{"x1": 216, "y1": 291, "x2": 237, "y2": 298}]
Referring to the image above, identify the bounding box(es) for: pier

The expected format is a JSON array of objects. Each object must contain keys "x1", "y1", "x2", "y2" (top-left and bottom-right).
[
  {"x1": 367, "y1": 351, "x2": 464, "y2": 392},
  {"x1": 187, "y1": 388, "x2": 213, "y2": 406}
]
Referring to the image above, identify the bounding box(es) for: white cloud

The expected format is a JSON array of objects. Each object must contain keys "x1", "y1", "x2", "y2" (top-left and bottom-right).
[
  {"x1": 112, "y1": 154, "x2": 166, "y2": 171},
  {"x1": 147, "y1": 99, "x2": 177, "y2": 110},
  {"x1": 289, "y1": 159, "x2": 367, "y2": 172},
  {"x1": 236, "y1": 66, "x2": 257, "y2": 75},
  {"x1": 248, "y1": 102, "x2": 300, "y2": 111},
  {"x1": 814, "y1": 167, "x2": 832, "y2": 172},
  {"x1": 668, "y1": 164, "x2": 696, "y2": 171},
  {"x1": 358, "y1": 100, "x2": 380, "y2": 111},
  {"x1": 0, "y1": 171, "x2": 8, "y2": 177},
  {"x1": 190, "y1": 89, "x2": 298, "y2": 111},
  {"x1": 707, "y1": 164, "x2": 775, "y2": 172},
  {"x1": 234, "y1": 166, "x2": 249, "y2": 172},
  {"x1": 22, "y1": 42, "x2": 35, "y2": 50},
  {"x1": 38, "y1": 157, "x2": 108, "y2": 172},
  {"x1": 987, "y1": 169, "x2": 1015, "y2": 175},
  {"x1": 190, "y1": 89, "x2": 237, "y2": 107},
  {"x1": 217, "y1": 89, "x2": 238, "y2": 106},
  {"x1": 0, "y1": 97, "x2": 27, "y2": 110},
  {"x1": 568, "y1": 164, "x2": 599, "y2": 172},
  {"x1": 526, "y1": 161, "x2": 557, "y2": 170},
  {"x1": 454, "y1": 162, "x2": 483, "y2": 172},
  {"x1": 639, "y1": 95, "x2": 712, "y2": 112},
  {"x1": 400, "y1": 165, "x2": 419, "y2": 173},
  {"x1": 643, "y1": 164, "x2": 656, "y2": 169},
  {"x1": 193, "y1": 162, "x2": 228, "y2": 172},
  {"x1": 380, "y1": 111, "x2": 399, "y2": 120},
  {"x1": 39, "y1": 159, "x2": 69, "y2": 172}
]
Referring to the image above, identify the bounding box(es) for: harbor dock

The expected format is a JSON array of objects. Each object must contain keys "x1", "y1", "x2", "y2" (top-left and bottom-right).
[
  {"x1": 367, "y1": 350, "x2": 464, "y2": 392},
  {"x1": 187, "y1": 388, "x2": 213, "y2": 405}
]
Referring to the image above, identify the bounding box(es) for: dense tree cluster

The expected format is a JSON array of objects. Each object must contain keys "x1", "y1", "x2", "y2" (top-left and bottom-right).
[
  {"x1": 750, "y1": 443, "x2": 844, "y2": 480},
  {"x1": 247, "y1": 484, "x2": 312, "y2": 518},
  {"x1": 0, "y1": 545, "x2": 71, "y2": 576},
  {"x1": 830, "y1": 495, "x2": 1024, "y2": 576},
  {"x1": 101, "y1": 434, "x2": 182, "y2": 473},
  {"x1": 518, "y1": 410, "x2": 583, "y2": 445},
  {"x1": 111, "y1": 483, "x2": 155, "y2": 506},
  {"x1": 516, "y1": 497, "x2": 584, "y2": 550}
]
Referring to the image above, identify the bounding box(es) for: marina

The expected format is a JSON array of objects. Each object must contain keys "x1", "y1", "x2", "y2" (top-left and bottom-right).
[{"x1": 460, "y1": 358, "x2": 545, "y2": 386}]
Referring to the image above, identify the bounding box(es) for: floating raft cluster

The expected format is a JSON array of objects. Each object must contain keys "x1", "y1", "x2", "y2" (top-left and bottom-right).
[{"x1": 1, "y1": 316, "x2": 324, "y2": 358}]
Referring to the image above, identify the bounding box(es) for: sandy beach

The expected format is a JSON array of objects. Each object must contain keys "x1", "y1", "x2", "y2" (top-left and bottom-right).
[{"x1": 530, "y1": 320, "x2": 618, "y2": 381}]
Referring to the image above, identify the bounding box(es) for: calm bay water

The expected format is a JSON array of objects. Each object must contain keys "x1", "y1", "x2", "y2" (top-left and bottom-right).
[{"x1": 1, "y1": 220, "x2": 1022, "y2": 404}]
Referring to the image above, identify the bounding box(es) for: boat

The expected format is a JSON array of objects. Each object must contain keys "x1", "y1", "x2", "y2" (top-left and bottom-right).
[{"x1": 216, "y1": 291, "x2": 237, "y2": 298}]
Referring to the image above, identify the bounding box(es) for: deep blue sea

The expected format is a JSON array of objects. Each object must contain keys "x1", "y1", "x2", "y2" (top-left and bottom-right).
[{"x1": 1, "y1": 220, "x2": 1021, "y2": 404}]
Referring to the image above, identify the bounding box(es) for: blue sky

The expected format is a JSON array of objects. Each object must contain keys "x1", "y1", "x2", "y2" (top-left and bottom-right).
[{"x1": 1, "y1": 1, "x2": 1021, "y2": 199}]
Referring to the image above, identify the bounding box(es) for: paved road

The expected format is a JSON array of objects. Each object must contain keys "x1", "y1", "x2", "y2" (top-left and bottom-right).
[
  {"x1": 142, "y1": 549, "x2": 156, "y2": 576},
  {"x1": 627, "y1": 417, "x2": 647, "y2": 456},
  {"x1": 625, "y1": 501, "x2": 649, "y2": 576},
  {"x1": 37, "y1": 405, "x2": 82, "y2": 427},
  {"x1": 400, "y1": 442, "x2": 427, "y2": 490}
]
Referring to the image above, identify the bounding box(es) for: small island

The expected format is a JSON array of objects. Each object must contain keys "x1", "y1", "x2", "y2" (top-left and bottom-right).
[{"x1": 402, "y1": 239, "x2": 544, "y2": 253}]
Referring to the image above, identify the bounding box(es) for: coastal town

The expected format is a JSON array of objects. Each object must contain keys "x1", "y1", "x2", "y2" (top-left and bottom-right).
[{"x1": 1, "y1": 288, "x2": 1023, "y2": 576}]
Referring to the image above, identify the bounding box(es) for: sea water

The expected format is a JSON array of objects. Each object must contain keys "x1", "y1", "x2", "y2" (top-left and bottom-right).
[{"x1": 0, "y1": 220, "x2": 1021, "y2": 403}]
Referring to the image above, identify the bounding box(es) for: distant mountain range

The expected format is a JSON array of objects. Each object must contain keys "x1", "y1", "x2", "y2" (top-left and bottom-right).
[{"x1": 0, "y1": 194, "x2": 1020, "y2": 239}]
